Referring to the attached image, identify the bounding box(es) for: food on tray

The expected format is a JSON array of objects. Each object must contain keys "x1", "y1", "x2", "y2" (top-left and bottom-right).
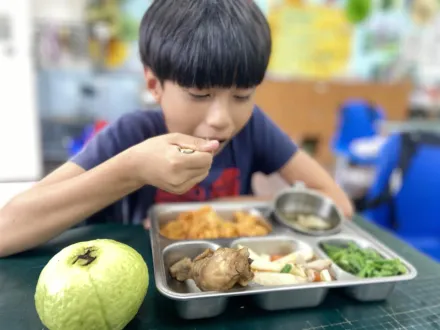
[
  {"x1": 282, "y1": 212, "x2": 332, "y2": 230},
  {"x1": 322, "y1": 242, "x2": 407, "y2": 278},
  {"x1": 238, "y1": 244, "x2": 334, "y2": 286},
  {"x1": 169, "y1": 243, "x2": 335, "y2": 291},
  {"x1": 169, "y1": 247, "x2": 254, "y2": 292},
  {"x1": 160, "y1": 206, "x2": 272, "y2": 239}
]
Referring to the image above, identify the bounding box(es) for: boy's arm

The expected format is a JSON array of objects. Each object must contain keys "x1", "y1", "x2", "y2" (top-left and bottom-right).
[
  {"x1": 0, "y1": 114, "x2": 148, "y2": 257},
  {"x1": 251, "y1": 107, "x2": 353, "y2": 218},
  {"x1": 0, "y1": 132, "x2": 218, "y2": 257},
  {"x1": 0, "y1": 156, "x2": 143, "y2": 258},
  {"x1": 0, "y1": 110, "x2": 218, "y2": 257},
  {"x1": 214, "y1": 160, "x2": 353, "y2": 218},
  {"x1": 278, "y1": 150, "x2": 354, "y2": 218}
]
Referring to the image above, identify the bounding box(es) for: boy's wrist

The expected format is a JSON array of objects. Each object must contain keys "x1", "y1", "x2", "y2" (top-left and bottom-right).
[{"x1": 114, "y1": 148, "x2": 145, "y2": 189}]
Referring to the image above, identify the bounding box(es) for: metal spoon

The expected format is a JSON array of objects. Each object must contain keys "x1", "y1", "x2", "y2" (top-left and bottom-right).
[{"x1": 177, "y1": 146, "x2": 195, "y2": 154}]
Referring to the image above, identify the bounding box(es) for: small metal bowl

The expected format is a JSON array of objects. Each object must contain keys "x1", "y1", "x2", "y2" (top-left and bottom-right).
[{"x1": 273, "y1": 182, "x2": 344, "y2": 236}]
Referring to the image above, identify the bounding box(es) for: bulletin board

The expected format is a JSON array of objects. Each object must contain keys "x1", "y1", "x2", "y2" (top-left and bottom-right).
[{"x1": 267, "y1": 3, "x2": 353, "y2": 79}]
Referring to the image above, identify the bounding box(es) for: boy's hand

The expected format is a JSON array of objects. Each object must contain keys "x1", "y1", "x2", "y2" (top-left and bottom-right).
[{"x1": 130, "y1": 133, "x2": 219, "y2": 194}]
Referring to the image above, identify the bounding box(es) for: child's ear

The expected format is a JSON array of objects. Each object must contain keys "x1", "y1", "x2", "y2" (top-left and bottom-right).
[{"x1": 144, "y1": 68, "x2": 163, "y2": 102}]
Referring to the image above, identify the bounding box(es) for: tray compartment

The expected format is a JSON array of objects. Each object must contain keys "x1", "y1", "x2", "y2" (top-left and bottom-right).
[
  {"x1": 253, "y1": 287, "x2": 328, "y2": 311},
  {"x1": 161, "y1": 241, "x2": 228, "y2": 319},
  {"x1": 231, "y1": 236, "x2": 332, "y2": 310},
  {"x1": 317, "y1": 236, "x2": 415, "y2": 301},
  {"x1": 162, "y1": 241, "x2": 222, "y2": 294},
  {"x1": 154, "y1": 203, "x2": 273, "y2": 241},
  {"x1": 173, "y1": 296, "x2": 228, "y2": 320},
  {"x1": 230, "y1": 236, "x2": 313, "y2": 256}
]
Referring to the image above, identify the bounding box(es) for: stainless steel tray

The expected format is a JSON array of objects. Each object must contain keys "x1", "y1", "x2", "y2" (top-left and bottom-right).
[{"x1": 149, "y1": 201, "x2": 417, "y2": 320}]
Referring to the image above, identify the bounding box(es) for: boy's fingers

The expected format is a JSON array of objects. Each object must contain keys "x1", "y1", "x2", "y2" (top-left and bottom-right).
[
  {"x1": 166, "y1": 133, "x2": 204, "y2": 148},
  {"x1": 195, "y1": 140, "x2": 219, "y2": 153},
  {"x1": 182, "y1": 170, "x2": 210, "y2": 188},
  {"x1": 181, "y1": 152, "x2": 214, "y2": 170},
  {"x1": 166, "y1": 133, "x2": 219, "y2": 153}
]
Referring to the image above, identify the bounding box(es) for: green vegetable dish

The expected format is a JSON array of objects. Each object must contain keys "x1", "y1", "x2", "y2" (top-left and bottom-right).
[{"x1": 322, "y1": 242, "x2": 407, "y2": 278}]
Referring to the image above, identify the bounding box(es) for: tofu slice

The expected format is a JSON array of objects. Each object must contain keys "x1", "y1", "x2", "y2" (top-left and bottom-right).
[
  {"x1": 251, "y1": 259, "x2": 284, "y2": 272},
  {"x1": 253, "y1": 272, "x2": 308, "y2": 286},
  {"x1": 273, "y1": 249, "x2": 314, "y2": 265}
]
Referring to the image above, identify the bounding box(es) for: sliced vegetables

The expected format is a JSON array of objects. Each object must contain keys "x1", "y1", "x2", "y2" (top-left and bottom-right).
[
  {"x1": 237, "y1": 244, "x2": 334, "y2": 286},
  {"x1": 270, "y1": 255, "x2": 283, "y2": 262},
  {"x1": 322, "y1": 242, "x2": 407, "y2": 278}
]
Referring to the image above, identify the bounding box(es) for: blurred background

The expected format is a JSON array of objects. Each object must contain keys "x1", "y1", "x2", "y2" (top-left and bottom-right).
[{"x1": 2, "y1": 0, "x2": 440, "y2": 259}]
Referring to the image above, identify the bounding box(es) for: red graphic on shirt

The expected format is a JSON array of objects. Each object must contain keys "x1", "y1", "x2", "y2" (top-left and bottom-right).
[{"x1": 155, "y1": 168, "x2": 240, "y2": 203}]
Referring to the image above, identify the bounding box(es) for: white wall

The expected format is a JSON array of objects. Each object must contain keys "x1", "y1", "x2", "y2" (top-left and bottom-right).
[
  {"x1": 0, "y1": 1, "x2": 42, "y2": 181},
  {"x1": 33, "y1": 0, "x2": 88, "y2": 23}
]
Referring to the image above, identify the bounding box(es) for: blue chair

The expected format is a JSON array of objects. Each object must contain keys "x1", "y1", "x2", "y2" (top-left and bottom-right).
[
  {"x1": 361, "y1": 131, "x2": 440, "y2": 261},
  {"x1": 67, "y1": 124, "x2": 95, "y2": 157},
  {"x1": 331, "y1": 99, "x2": 385, "y2": 165}
]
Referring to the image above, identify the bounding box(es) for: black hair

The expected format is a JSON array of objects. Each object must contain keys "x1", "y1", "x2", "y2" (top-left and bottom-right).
[{"x1": 139, "y1": 0, "x2": 271, "y2": 89}]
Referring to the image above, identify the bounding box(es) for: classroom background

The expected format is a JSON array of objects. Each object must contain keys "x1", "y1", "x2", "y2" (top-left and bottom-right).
[{"x1": 1, "y1": 0, "x2": 440, "y2": 261}]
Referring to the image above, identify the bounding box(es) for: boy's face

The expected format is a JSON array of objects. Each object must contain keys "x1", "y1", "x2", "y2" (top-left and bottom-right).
[{"x1": 145, "y1": 69, "x2": 256, "y2": 154}]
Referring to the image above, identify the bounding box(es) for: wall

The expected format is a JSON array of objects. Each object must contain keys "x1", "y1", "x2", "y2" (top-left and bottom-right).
[
  {"x1": 38, "y1": 70, "x2": 144, "y2": 121},
  {"x1": 33, "y1": 0, "x2": 87, "y2": 23},
  {"x1": 255, "y1": 78, "x2": 412, "y2": 166},
  {"x1": 266, "y1": 0, "x2": 440, "y2": 111},
  {"x1": 0, "y1": 1, "x2": 42, "y2": 181}
]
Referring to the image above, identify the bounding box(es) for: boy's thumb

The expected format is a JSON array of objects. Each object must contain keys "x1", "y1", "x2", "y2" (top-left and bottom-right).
[{"x1": 197, "y1": 140, "x2": 220, "y2": 153}]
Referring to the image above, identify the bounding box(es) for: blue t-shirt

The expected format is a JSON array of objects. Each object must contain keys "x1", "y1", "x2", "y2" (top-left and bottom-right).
[{"x1": 71, "y1": 106, "x2": 297, "y2": 224}]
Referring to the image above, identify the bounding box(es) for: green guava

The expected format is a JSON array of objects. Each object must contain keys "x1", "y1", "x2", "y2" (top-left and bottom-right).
[{"x1": 35, "y1": 239, "x2": 149, "y2": 330}]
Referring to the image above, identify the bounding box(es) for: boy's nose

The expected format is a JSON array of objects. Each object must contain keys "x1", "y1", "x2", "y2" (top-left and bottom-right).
[{"x1": 205, "y1": 104, "x2": 232, "y2": 130}]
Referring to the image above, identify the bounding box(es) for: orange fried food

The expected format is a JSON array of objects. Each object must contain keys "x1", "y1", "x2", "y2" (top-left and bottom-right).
[
  {"x1": 160, "y1": 206, "x2": 271, "y2": 240},
  {"x1": 233, "y1": 211, "x2": 272, "y2": 237}
]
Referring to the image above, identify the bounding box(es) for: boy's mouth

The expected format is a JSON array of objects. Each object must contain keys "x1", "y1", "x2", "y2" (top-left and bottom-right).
[{"x1": 204, "y1": 137, "x2": 227, "y2": 144}]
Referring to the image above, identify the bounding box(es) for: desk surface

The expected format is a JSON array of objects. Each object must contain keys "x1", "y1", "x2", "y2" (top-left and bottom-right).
[{"x1": 1, "y1": 218, "x2": 439, "y2": 330}]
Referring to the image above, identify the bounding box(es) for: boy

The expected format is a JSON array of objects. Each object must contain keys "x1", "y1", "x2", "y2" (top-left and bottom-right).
[{"x1": 0, "y1": 0, "x2": 352, "y2": 257}]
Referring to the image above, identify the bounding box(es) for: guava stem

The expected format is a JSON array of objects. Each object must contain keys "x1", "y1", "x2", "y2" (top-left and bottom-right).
[{"x1": 72, "y1": 248, "x2": 97, "y2": 266}]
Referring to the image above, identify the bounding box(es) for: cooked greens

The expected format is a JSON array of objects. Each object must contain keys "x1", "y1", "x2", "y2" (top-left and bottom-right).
[
  {"x1": 280, "y1": 264, "x2": 292, "y2": 273},
  {"x1": 322, "y1": 242, "x2": 407, "y2": 278}
]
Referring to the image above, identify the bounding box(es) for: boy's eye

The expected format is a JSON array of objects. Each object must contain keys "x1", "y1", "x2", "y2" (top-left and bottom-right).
[
  {"x1": 234, "y1": 95, "x2": 251, "y2": 101},
  {"x1": 189, "y1": 93, "x2": 211, "y2": 99}
]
